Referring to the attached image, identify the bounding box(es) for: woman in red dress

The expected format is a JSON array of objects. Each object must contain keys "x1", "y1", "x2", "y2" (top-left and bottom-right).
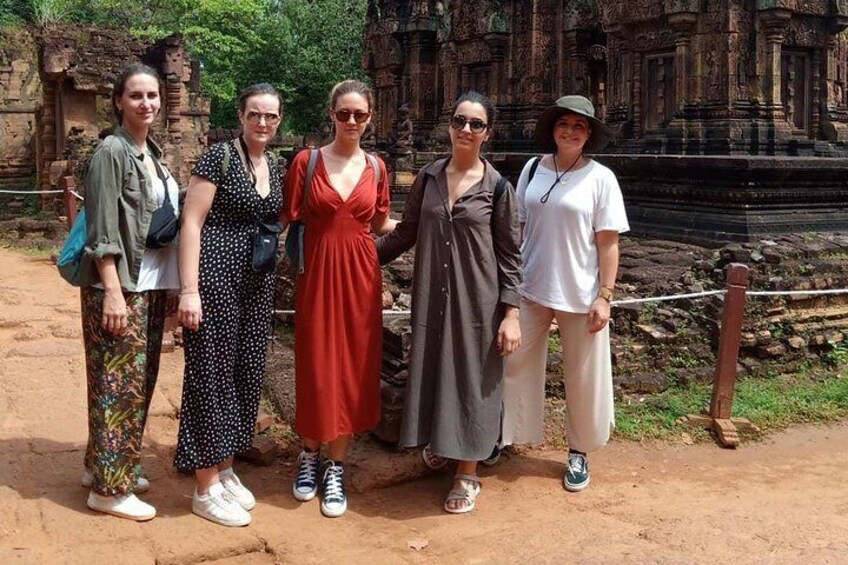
[{"x1": 282, "y1": 80, "x2": 394, "y2": 518}]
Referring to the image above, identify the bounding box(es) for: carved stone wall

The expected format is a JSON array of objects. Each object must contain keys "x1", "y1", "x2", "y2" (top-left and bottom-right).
[
  {"x1": 0, "y1": 28, "x2": 41, "y2": 201},
  {"x1": 365, "y1": 0, "x2": 848, "y2": 156},
  {"x1": 0, "y1": 25, "x2": 210, "y2": 217}
]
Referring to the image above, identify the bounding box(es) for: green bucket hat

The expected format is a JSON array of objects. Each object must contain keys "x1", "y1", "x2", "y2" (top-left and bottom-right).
[{"x1": 534, "y1": 95, "x2": 611, "y2": 154}]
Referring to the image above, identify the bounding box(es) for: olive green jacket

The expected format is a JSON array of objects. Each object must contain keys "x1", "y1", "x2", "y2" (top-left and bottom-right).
[{"x1": 77, "y1": 126, "x2": 176, "y2": 291}]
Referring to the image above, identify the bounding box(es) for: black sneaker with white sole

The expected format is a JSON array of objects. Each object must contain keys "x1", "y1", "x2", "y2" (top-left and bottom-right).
[
  {"x1": 320, "y1": 461, "x2": 347, "y2": 518},
  {"x1": 293, "y1": 449, "x2": 322, "y2": 501}
]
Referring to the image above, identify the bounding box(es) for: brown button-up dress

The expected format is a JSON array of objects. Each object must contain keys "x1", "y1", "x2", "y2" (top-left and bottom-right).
[{"x1": 377, "y1": 158, "x2": 522, "y2": 460}]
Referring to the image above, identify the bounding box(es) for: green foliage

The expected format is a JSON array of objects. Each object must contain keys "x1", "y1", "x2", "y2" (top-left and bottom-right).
[
  {"x1": 0, "y1": 0, "x2": 368, "y2": 133},
  {"x1": 823, "y1": 342, "x2": 848, "y2": 368},
  {"x1": 29, "y1": 0, "x2": 74, "y2": 25},
  {"x1": 0, "y1": 0, "x2": 27, "y2": 27}
]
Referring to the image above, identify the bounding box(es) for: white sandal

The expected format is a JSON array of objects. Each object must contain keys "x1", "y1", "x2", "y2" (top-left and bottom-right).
[
  {"x1": 444, "y1": 473, "x2": 481, "y2": 514},
  {"x1": 422, "y1": 444, "x2": 449, "y2": 471}
]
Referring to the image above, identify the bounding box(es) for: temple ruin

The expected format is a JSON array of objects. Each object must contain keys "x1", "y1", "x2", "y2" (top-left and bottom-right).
[
  {"x1": 364, "y1": 0, "x2": 848, "y2": 240},
  {"x1": 0, "y1": 25, "x2": 209, "y2": 216}
]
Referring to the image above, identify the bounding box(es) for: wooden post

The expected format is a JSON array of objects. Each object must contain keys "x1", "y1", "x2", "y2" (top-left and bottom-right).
[
  {"x1": 710, "y1": 263, "x2": 749, "y2": 418},
  {"x1": 62, "y1": 176, "x2": 77, "y2": 229},
  {"x1": 685, "y1": 263, "x2": 760, "y2": 447}
]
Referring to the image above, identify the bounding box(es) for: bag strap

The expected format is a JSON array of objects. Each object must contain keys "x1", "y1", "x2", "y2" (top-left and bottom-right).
[
  {"x1": 221, "y1": 141, "x2": 232, "y2": 178},
  {"x1": 148, "y1": 153, "x2": 173, "y2": 207},
  {"x1": 527, "y1": 155, "x2": 542, "y2": 184},
  {"x1": 365, "y1": 153, "x2": 381, "y2": 187},
  {"x1": 303, "y1": 149, "x2": 319, "y2": 213},
  {"x1": 494, "y1": 175, "x2": 508, "y2": 204}
]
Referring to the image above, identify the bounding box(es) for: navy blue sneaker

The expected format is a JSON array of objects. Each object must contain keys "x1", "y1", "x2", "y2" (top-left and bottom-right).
[
  {"x1": 320, "y1": 461, "x2": 347, "y2": 518},
  {"x1": 293, "y1": 449, "x2": 321, "y2": 501},
  {"x1": 563, "y1": 452, "x2": 590, "y2": 492}
]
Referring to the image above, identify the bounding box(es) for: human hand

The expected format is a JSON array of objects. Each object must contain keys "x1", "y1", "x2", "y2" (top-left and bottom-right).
[
  {"x1": 178, "y1": 292, "x2": 203, "y2": 331},
  {"x1": 587, "y1": 297, "x2": 610, "y2": 334},
  {"x1": 101, "y1": 288, "x2": 128, "y2": 335},
  {"x1": 497, "y1": 308, "x2": 522, "y2": 356}
]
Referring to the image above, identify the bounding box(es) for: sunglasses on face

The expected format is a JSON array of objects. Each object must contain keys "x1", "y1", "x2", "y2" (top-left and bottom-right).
[
  {"x1": 332, "y1": 109, "x2": 371, "y2": 124},
  {"x1": 245, "y1": 111, "x2": 281, "y2": 126},
  {"x1": 450, "y1": 115, "x2": 488, "y2": 134}
]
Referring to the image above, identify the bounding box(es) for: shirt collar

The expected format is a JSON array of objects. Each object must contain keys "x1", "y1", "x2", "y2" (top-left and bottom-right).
[{"x1": 113, "y1": 125, "x2": 163, "y2": 160}]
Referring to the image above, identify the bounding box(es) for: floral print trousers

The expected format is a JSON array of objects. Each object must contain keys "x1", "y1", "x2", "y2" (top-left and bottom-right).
[{"x1": 81, "y1": 287, "x2": 166, "y2": 496}]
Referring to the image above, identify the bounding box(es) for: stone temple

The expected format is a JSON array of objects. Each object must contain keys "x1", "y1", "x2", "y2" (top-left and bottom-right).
[{"x1": 364, "y1": 0, "x2": 848, "y2": 242}]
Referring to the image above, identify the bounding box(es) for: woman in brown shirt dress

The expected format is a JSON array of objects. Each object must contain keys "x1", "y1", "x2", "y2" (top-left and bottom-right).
[{"x1": 377, "y1": 91, "x2": 522, "y2": 514}]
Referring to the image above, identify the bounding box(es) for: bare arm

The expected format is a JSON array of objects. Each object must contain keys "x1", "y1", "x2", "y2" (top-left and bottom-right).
[
  {"x1": 95, "y1": 257, "x2": 127, "y2": 335},
  {"x1": 588, "y1": 230, "x2": 620, "y2": 333},
  {"x1": 371, "y1": 213, "x2": 398, "y2": 236},
  {"x1": 375, "y1": 172, "x2": 426, "y2": 265},
  {"x1": 177, "y1": 175, "x2": 216, "y2": 331}
]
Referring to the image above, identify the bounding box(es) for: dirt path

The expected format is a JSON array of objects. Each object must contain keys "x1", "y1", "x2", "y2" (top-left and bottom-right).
[{"x1": 1, "y1": 246, "x2": 847, "y2": 565}]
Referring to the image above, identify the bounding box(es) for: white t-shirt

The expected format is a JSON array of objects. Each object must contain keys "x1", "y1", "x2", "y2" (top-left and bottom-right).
[
  {"x1": 135, "y1": 172, "x2": 181, "y2": 292},
  {"x1": 516, "y1": 158, "x2": 629, "y2": 313}
]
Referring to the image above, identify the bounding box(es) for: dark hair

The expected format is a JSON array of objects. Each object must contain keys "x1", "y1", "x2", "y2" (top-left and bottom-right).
[
  {"x1": 237, "y1": 83, "x2": 283, "y2": 114},
  {"x1": 329, "y1": 80, "x2": 373, "y2": 111},
  {"x1": 112, "y1": 63, "x2": 162, "y2": 124},
  {"x1": 453, "y1": 91, "x2": 495, "y2": 127}
]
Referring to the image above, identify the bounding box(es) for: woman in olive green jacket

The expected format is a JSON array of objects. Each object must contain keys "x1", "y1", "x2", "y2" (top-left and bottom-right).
[{"x1": 78, "y1": 63, "x2": 180, "y2": 521}]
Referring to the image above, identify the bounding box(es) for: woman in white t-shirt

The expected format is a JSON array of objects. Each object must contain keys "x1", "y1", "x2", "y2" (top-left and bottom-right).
[{"x1": 501, "y1": 95, "x2": 629, "y2": 493}]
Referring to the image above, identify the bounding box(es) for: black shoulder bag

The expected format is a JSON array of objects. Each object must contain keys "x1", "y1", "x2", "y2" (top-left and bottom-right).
[
  {"x1": 145, "y1": 153, "x2": 179, "y2": 249},
  {"x1": 239, "y1": 136, "x2": 283, "y2": 274}
]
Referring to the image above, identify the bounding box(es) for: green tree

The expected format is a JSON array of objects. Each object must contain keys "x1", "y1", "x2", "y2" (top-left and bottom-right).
[{"x1": 1, "y1": 0, "x2": 368, "y2": 133}]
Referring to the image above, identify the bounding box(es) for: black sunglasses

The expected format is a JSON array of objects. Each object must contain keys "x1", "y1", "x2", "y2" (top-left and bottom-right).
[{"x1": 450, "y1": 115, "x2": 489, "y2": 134}]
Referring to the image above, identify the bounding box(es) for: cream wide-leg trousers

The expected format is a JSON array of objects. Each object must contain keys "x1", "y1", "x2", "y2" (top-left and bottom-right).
[{"x1": 502, "y1": 298, "x2": 615, "y2": 453}]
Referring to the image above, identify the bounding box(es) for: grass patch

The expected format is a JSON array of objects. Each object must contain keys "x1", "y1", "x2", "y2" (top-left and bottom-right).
[
  {"x1": 0, "y1": 237, "x2": 59, "y2": 259},
  {"x1": 611, "y1": 367, "x2": 848, "y2": 442}
]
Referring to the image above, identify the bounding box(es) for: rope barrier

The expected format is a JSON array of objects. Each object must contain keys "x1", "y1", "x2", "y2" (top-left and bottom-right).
[
  {"x1": 272, "y1": 287, "x2": 848, "y2": 317},
  {"x1": 0, "y1": 189, "x2": 64, "y2": 194},
  {"x1": 747, "y1": 288, "x2": 848, "y2": 297},
  {"x1": 70, "y1": 190, "x2": 84, "y2": 201},
  {"x1": 611, "y1": 290, "x2": 725, "y2": 306},
  {"x1": 274, "y1": 309, "x2": 412, "y2": 316}
]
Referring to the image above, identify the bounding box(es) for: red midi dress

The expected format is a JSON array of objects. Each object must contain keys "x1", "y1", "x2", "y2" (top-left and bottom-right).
[{"x1": 283, "y1": 149, "x2": 389, "y2": 442}]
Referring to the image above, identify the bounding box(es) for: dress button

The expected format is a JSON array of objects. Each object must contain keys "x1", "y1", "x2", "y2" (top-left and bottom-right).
[
  {"x1": 443, "y1": 263, "x2": 448, "y2": 268},
  {"x1": 446, "y1": 241, "x2": 450, "y2": 246}
]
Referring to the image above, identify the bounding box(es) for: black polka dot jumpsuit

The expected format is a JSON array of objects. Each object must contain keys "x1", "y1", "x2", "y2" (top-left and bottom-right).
[{"x1": 174, "y1": 140, "x2": 283, "y2": 471}]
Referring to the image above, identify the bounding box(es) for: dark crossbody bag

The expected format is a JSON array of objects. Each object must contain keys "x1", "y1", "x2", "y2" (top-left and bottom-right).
[
  {"x1": 252, "y1": 218, "x2": 283, "y2": 274},
  {"x1": 232, "y1": 137, "x2": 284, "y2": 274},
  {"x1": 145, "y1": 154, "x2": 179, "y2": 249}
]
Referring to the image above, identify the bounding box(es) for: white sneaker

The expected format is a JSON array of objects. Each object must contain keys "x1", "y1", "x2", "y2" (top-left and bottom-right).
[
  {"x1": 219, "y1": 467, "x2": 256, "y2": 511},
  {"x1": 192, "y1": 482, "x2": 251, "y2": 527},
  {"x1": 86, "y1": 491, "x2": 156, "y2": 521},
  {"x1": 82, "y1": 468, "x2": 150, "y2": 494}
]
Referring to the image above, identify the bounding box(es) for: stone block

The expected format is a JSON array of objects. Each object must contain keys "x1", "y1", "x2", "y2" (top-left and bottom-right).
[
  {"x1": 254, "y1": 412, "x2": 275, "y2": 434},
  {"x1": 372, "y1": 380, "x2": 405, "y2": 444},
  {"x1": 236, "y1": 436, "x2": 280, "y2": 466},
  {"x1": 756, "y1": 343, "x2": 787, "y2": 358},
  {"x1": 787, "y1": 336, "x2": 807, "y2": 350}
]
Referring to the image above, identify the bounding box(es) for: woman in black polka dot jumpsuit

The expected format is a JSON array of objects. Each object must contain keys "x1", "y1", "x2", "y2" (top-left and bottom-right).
[{"x1": 175, "y1": 84, "x2": 283, "y2": 527}]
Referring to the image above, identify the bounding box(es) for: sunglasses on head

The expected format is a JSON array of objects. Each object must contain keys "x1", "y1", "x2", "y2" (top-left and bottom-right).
[
  {"x1": 332, "y1": 109, "x2": 371, "y2": 124},
  {"x1": 450, "y1": 115, "x2": 488, "y2": 134},
  {"x1": 245, "y1": 111, "x2": 281, "y2": 126}
]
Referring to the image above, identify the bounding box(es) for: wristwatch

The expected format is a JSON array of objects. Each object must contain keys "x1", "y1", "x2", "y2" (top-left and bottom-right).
[{"x1": 598, "y1": 286, "x2": 614, "y2": 303}]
